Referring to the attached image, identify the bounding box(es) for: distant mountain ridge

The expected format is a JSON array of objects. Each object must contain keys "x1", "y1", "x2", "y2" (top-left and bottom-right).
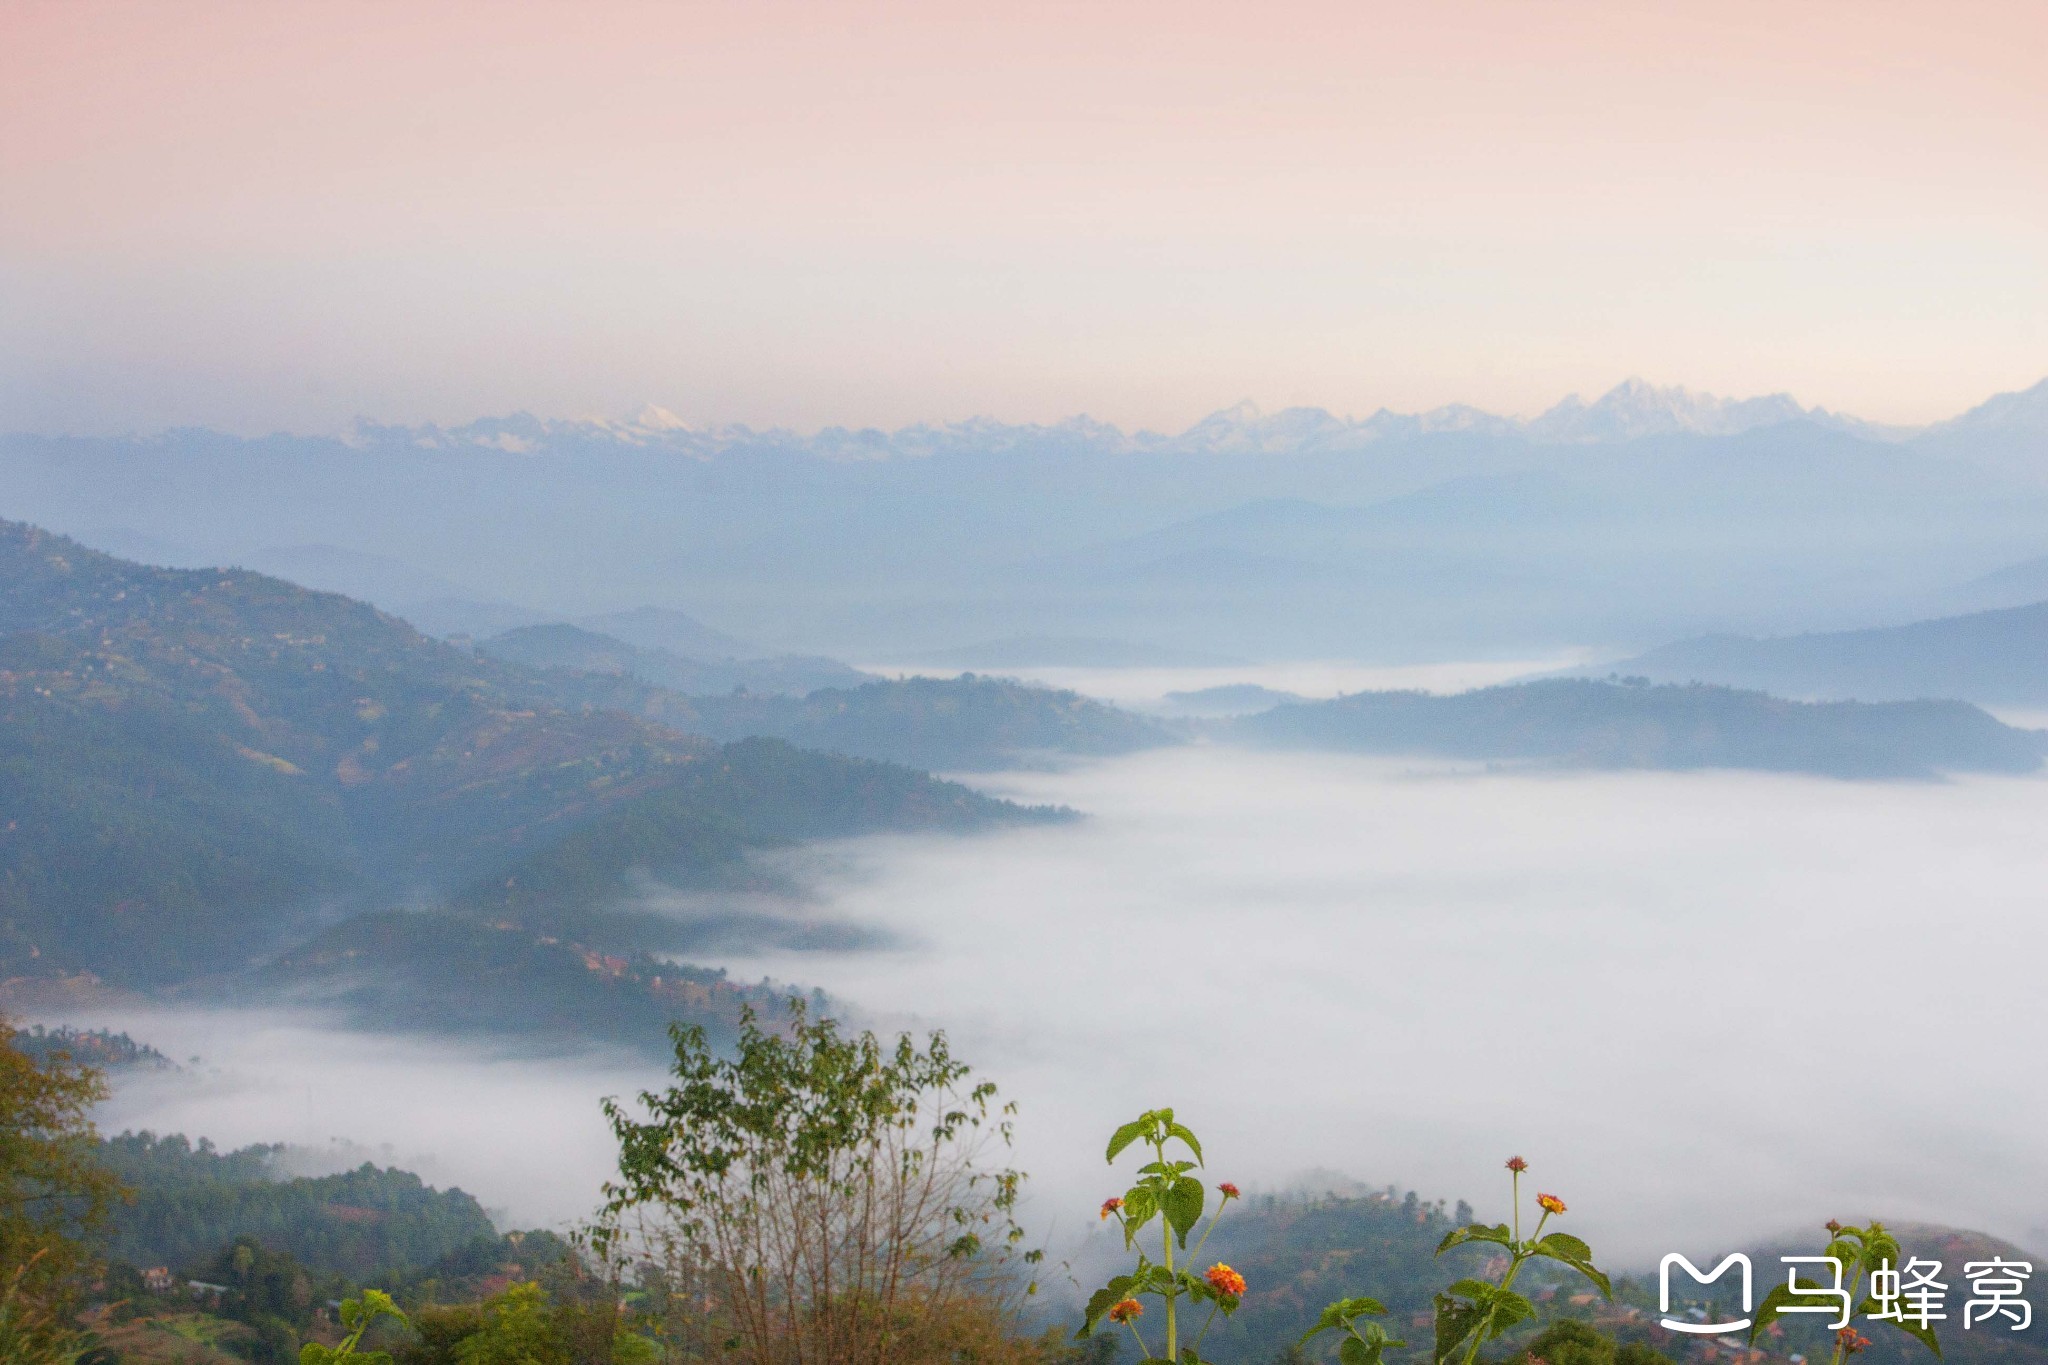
[
  {"x1": 8, "y1": 377, "x2": 2046, "y2": 662},
  {"x1": 1602, "y1": 599, "x2": 2048, "y2": 706},
  {"x1": 320, "y1": 375, "x2": 2044, "y2": 458},
  {"x1": 1227, "y1": 679, "x2": 2046, "y2": 779}
]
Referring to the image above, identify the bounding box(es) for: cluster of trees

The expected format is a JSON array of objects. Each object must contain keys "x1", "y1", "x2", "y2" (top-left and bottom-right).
[
  {"x1": 8, "y1": 1030, "x2": 172, "y2": 1075},
  {"x1": 12, "y1": 1005, "x2": 1983, "y2": 1365},
  {"x1": 94, "y1": 1133, "x2": 500, "y2": 1279}
]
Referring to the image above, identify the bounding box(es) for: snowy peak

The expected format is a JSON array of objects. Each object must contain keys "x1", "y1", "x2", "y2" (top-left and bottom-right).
[
  {"x1": 1932, "y1": 377, "x2": 2048, "y2": 435},
  {"x1": 1168, "y1": 379, "x2": 1829, "y2": 454},
  {"x1": 1527, "y1": 378, "x2": 1814, "y2": 443},
  {"x1": 1167, "y1": 401, "x2": 1357, "y2": 455},
  {"x1": 328, "y1": 376, "x2": 2045, "y2": 462}
]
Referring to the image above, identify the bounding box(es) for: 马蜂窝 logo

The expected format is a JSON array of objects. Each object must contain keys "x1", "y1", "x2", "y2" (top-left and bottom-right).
[
  {"x1": 1660, "y1": 1254, "x2": 1753, "y2": 1333},
  {"x1": 1660, "y1": 1252, "x2": 2033, "y2": 1335}
]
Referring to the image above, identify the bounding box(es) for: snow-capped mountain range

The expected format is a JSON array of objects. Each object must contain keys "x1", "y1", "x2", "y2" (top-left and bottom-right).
[{"x1": 348, "y1": 376, "x2": 2045, "y2": 459}]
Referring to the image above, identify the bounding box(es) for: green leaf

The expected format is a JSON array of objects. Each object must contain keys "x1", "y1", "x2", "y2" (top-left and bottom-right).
[
  {"x1": 1871, "y1": 1310, "x2": 1943, "y2": 1359},
  {"x1": 1079, "y1": 1277, "x2": 1139, "y2": 1338},
  {"x1": 1433, "y1": 1291, "x2": 1488, "y2": 1365},
  {"x1": 1335, "y1": 1320, "x2": 1406, "y2": 1365},
  {"x1": 1305, "y1": 1296, "x2": 1387, "y2": 1333},
  {"x1": 1750, "y1": 1281, "x2": 1815, "y2": 1344},
  {"x1": 1166, "y1": 1121, "x2": 1204, "y2": 1164},
  {"x1": 1530, "y1": 1232, "x2": 1611, "y2": 1299},
  {"x1": 1108, "y1": 1117, "x2": 1152, "y2": 1163},
  {"x1": 1490, "y1": 1289, "x2": 1535, "y2": 1330},
  {"x1": 1163, "y1": 1175, "x2": 1206, "y2": 1246},
  {"x1": 1436, "y1": 1223, "x2": 1513, "y2": 1255},
  {"x1": 1121, "y1": 1187, "x2": 1159, "y2": 1245}
]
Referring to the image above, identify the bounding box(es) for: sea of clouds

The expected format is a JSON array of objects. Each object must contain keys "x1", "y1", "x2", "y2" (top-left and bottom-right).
[{"x1": 82, "y1": 742, "x2": 2048, "y2": 1269}]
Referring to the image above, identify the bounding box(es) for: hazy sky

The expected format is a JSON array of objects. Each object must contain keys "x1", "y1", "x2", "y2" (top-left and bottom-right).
[{"x1": 3, "y1": 0, "x2": 2044, "y2": 434}]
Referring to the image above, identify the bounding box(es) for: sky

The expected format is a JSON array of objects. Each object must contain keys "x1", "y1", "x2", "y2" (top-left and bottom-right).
[{"x1": 2, "y1": 0, "x2": 2044, "y2": 435}]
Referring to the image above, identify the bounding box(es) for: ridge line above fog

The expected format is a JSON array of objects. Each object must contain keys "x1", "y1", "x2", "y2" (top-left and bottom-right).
[{"x1": 12, "y1": 375, "x2": 2047, "y2": 448}]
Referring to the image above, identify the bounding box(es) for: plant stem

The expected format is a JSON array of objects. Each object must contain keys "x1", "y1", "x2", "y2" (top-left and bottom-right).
[
  {"x1": 1161, "y1": 1139, "x2": 1178, "y2": 1363},
  {"x1": 1458, "y1": 1209, "x2": 1549, "y2": 1365}
]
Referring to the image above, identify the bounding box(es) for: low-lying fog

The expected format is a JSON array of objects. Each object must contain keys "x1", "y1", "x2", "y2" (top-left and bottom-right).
[
  {"x1": 723, "y1": 747, "x2": 2048, "y2": 1264},
  {"x1": 85, "y1": 742, "x2": 2048, "y2": 1267},
  {"x1": 85, "y1": 1011, "x2": 656, "y2": 1231}
]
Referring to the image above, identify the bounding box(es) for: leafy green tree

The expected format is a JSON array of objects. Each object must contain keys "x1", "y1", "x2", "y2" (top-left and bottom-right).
[
  {"x1": 593, "y1": 1000, "x2": 1035, "y2": 1365},
  {"x1": 203, "y1": 1235, "x2": 336, "y2": 1364},
  {"x1": 0, "y1": 1018, "x2": 124, "y2": 1310},
  {"x1": 451, "y1": 1282, "x2": 568, "y2": 1365},
  {"x1": 0, "y1": 1251, "x2": 88, "y2": 1365}
]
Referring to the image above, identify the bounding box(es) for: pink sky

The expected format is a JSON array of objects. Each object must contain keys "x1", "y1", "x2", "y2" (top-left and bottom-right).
[{"x1": 2, "y1": 0, "x2": 2043, "y2": 433}]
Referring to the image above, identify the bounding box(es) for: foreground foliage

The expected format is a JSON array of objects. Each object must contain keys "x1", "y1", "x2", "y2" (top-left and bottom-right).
[
  {"x1": 1083, "y1": 1113, "x2": 1612, "y2": 1365},
  {"x1": 593, "y1": 1000, "x2": 1038, "y2": 1365}
]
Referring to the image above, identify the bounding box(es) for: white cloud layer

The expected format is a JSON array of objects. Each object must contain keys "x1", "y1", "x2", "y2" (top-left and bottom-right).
[{"x1": 80, "y1": 746, "x2": 2048, "y2": 1267}]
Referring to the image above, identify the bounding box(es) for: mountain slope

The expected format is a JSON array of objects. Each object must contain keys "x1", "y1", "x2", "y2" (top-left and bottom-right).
[
  {"x1": 477, "y1": 622, "x2": 870, "y2": 697},
  {"x1": 676, "y1": 675, "x2": 1177, "y2": 770},
  {"x1": 1607, "y1": 600, "x2": 2048, "y2": 706},
  {"x1": 0, "y1": 520, "x2": 1044, "y2": 987},
  {"x1": 1227, "y1": 679, "x2": 2046, "y2": 779}
]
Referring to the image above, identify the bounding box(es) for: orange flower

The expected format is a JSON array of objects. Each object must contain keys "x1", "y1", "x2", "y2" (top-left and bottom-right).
[
  {"x1": 1205, "y1": 1264, "x2": 1248, "y2": 1297},
  {"x1": 1506, "y1": 1156, "x2": 1528, "y2": 1173},
  {"x1": 1836, "y1": 1329, "x2": 1871, "y2": 1356},
  {"x1": 1100, "y1": 1197, "x2": 1123, "y2": 1220},
  {"x1": 1108, "y1": 1298, "x2": 1143, "y2": 1323},
  {"x1": 1537, "y1": 1193, "x2": 1567, "y2": 1215},
  {"x1": 1218, "y1": 1182, "x2": 1241, "y2": 1200}
]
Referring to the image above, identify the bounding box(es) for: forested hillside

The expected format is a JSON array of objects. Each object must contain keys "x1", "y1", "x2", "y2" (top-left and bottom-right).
[
  {"x1": 676, "y1": 675, "x2": 1175, "y2": 770},
  {"x1": 95, "y1": 1134, "x2": 498, "y2": 1279},
  {"x1": 1229, "y1": 678, "x2": 2047, "y2": 779},
  {"x1": 477, "y1": 621, "x2": 870, "y2": 697},
  {"x1": 0, "y1": 520, "x2": 1048, "y2": 1006}
]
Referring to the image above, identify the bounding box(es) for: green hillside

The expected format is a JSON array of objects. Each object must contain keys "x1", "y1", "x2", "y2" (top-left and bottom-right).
[
  {"x1": 0, "y1": 520, "x2": 1049, "y2": 1001},
  {"x1": 94, "y1": 1133, "x2": 498, "y2": 1280}
]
